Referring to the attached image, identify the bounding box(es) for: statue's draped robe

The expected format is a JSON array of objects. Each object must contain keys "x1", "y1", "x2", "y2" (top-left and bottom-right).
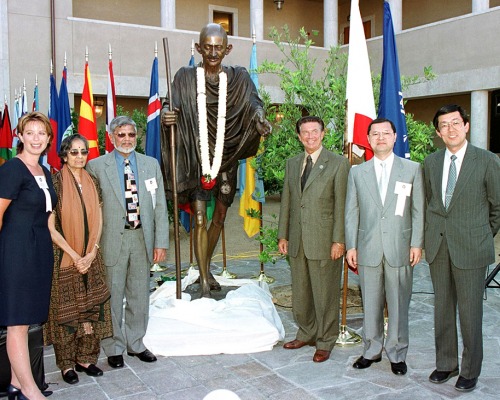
[{"x1": 161, "y1": 65, "x2": 263, "y2": 205}]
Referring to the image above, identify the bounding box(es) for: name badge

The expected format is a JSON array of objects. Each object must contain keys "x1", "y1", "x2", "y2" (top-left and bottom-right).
[
  {"x1": 145, "y1": 177, "x2": 158, "y2": 209},
  {"x1": 145, "y1": 178, "x2": 158, "y2": 192},
  {"x1": 394, "y1": 181, "x2": 412, "y2": 217},
  {"x1": 35, "y1": 175, "x2": 52, "y2": 212},
  {"x1": 35, "y1": 176, "x2": 49, "y2": 189}
]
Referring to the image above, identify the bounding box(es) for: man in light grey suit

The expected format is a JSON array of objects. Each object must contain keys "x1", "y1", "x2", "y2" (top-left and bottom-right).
[
  {"x1": 425, "y1": 104, "x2": 500, "y2": 392},
  {"x1": 86, "y1": 116, "x2": 169, "y2": 369},
  {"x1": 345, "y1": 118, "x2": 424, "y2": 376},
  {"x1": 278, "y1": 116, "x2": 350, "y2": 363}
]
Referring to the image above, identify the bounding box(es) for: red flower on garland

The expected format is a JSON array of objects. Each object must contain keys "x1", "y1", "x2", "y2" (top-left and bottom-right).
[{"x1": 201, "y1": 175, "x2": 216, "y2": 190}]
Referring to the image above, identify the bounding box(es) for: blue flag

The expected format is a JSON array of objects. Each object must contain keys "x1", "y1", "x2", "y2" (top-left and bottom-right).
[
  {"x1": 145, "y1": 57, "x2": 161, "y2": 163},
  {"x1": 58, "y1": 66, "x2": 73, "y2": 147},
  {"x1": 378, "y1": 1, "x2": 410, "y2": 159}
]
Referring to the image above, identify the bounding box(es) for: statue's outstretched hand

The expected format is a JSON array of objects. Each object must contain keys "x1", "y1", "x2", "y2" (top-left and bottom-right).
[
  {"x1": 256, "y1": 111, "x2": 272, "y2": 138},
  {"x1": 161, "y1": 108, "x2": 179, "y2": 127}
]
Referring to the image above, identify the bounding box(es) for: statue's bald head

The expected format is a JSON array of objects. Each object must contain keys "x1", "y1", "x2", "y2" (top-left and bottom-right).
[
  {"x1": 199, "y1": 23, "x2": 228, "y2": 47},
  {"x1": 196, "y1": 23, "x2": 232, "y2": 74}
]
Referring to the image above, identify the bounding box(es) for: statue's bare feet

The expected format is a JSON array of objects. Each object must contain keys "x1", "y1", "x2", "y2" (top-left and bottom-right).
[
  {"x1": 201, "y1": 287, "x2": 212, "y2": 298},
  {"x1": 208, "y1": 272, "x2": 221, "y2": 291}
]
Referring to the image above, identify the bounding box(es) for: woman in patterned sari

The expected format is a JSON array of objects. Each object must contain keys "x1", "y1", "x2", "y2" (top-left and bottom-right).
[{"x1": 44, "y1": 134, "x2": 112, "y2": 385}]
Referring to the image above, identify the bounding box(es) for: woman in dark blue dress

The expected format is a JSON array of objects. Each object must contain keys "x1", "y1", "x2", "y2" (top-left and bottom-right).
[{"x1": 0, "y1": 112, "x2": 56, "y2": 400}]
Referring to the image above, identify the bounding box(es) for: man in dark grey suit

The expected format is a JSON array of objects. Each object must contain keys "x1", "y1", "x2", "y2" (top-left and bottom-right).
[
  {"x1": 345, "y1": 118, "x2": 424, "y2": 376},
  {"x1": 278, "y1": 116, "x2": 350, "y2": 363},
  {"x1": 425, "y1": 104, "x2": 500, "y2": 392},
  {"x1": 87, "y1": 116, "x2": 169, "y2": 369}
]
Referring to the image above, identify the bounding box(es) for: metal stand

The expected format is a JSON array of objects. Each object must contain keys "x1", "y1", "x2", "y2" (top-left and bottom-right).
[
  {"x1": 218, "y1": 225, "x2": 237, "y2": 278},
  {"x1": 150, "y1": 263, "x2": 166, "y2": 272},
  {"x1": 485, "y1": 260, "x2": 500, "y2": 289},
  {"x1": 337, "y1": 324, "x2": 362, "y2": 346},
  {"x1": 336, "y1": 257, "x2": 361, "y2": 346},
  {"x1": 252, "y1": 203, "x2": 275, "y2": 283}
]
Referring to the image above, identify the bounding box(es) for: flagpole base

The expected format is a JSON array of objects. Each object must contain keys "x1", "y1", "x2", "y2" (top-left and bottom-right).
[
  {"x1": 336, "y1": 324, "x2": 362, "y2": 346},
  {"x1": 150, "y1": 263, "x2": 167, "y2": 272},
  {"x1": 219, "y1": 269, "x2": 237, "y2": 279},
  {"x1": 252, "y1": 272, "x2": 275, "y2": 284}
]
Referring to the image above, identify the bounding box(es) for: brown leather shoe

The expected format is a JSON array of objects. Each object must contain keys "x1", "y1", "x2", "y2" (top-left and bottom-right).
[
  {"x1": 283, "y1": 339, "x2": 315, "y2": 349},
  {"x1": 313, "y1": 350, "x2": 331, "y2": 363}
]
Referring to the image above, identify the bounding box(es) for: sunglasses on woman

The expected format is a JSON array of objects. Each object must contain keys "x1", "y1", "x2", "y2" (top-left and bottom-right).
[{"x1": 68, "y1": 149, "x2": 89, "y2": 156}]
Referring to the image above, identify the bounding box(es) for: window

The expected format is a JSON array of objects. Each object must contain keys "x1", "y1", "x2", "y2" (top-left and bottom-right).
[
  {"x1": 209, "y1": 5, "x2": 238, "y2": 36},
  {"x1": 213, "y1": 11, "x2": 233, "y2": 36},
  {"x1": 341, "y1": 17, "x2": 374, "y2": 45}
]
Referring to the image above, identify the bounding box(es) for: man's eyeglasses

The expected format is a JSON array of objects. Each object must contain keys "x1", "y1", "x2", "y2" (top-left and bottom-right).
[
  {"x1": 438, "y1": 119, "x2": 463, "y2": 131},
  {"x1": 115, "y1": 132, "x2": 137, "y2": 138},
  {"x1": 369, "y1": 131, "x2": 394, "y2": 138},
  {"x1": 68, "y1": 149, "x2": 89, "y2": 156}
]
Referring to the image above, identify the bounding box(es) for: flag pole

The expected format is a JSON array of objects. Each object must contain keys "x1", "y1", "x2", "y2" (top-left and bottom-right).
[
  {"x1": 337, "y1": 112, "x2": 361, "y2": 346},
  {"x1": 162, "y1": 37, "x2": 182, "y2": 299}
]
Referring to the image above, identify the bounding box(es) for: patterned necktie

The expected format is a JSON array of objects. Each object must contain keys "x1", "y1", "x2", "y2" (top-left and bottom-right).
[
  {"x1": 445, "y1": 155, "x2": 457, "y2": 210},
  {"x1": 378, "y1": 161, "x2": 388, "y2": 204},
  {"x1": 301, "y1": 155, "x2": 313, "y2": 192},
  {"x1": 124, "y1": 159, "x2": 141, "y2": 228}
]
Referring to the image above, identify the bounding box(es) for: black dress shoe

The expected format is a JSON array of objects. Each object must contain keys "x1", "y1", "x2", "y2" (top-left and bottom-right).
[
  {"x1": 428, "y1": 368, "x2": 459, "y2": 384},
  {"x1": 75, "y1": 363, "x2": 103, "y2": 376},
  {"x1": 7, "y1": 384, "x2": 53, "y2": 398},
  {"x1": 353, "y1": 355, "x2": 382, "y2": 369},
  {"x1": 127, "y1": 349, "x2": 157, "y2": 362},
  {"x1": 391, "y1": 361, "x2": 407, "y2": 375},
  {"x1": 455, "y1": 376, "x2": 478, "y2": 392},
  {"x1": 108, "y1": 355, "x2": 124, "y2": 368},
  {"x1": 62, "y1": 369, "x2": 79, "y2": 385}
]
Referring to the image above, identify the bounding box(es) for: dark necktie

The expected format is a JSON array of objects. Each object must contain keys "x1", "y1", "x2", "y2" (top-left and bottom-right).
[
  {"x1": 445, "y1": 154, "x2": 457, "y2": 210},
  {"x1": 301, "y1": 155, "x2": 313, "y2": 192},
  {"x1": 124, "y1": 159, "x2": 141, "y2": 228}
]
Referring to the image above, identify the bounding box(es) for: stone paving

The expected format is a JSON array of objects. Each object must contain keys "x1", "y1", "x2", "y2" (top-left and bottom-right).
[{"x1": 39, "y1": 246, "x2": 500, "y2": 400}]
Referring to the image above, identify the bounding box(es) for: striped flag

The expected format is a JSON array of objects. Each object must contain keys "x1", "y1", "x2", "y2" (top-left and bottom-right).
[
  {"x1": 378, "y1": 1, "x2": 410, "y2": 159},
  {"x1": 238, "y1": 40, "x2": 264, "y2": 237},
  {"x1": 58, "y1": 65, "x2": 73, "y2": 146},
  {"x1": 0, "y1": 103, "x2": 13, "y2": 163},
  {"x1": 145, "y1": 56, "x2": 161, "y2": 162},
  {"x1": 106, "y1": 48, "x2": 116, "y2": 152},
  {"x1": 346, "y1": 0, "x2": 376, "y2": 160},
  {"x1": 47, "y1": 72, "x2": 60, "y2": 170},
  {"x1": 79, "y1": 60, "x2": 99, "y2": 160}
]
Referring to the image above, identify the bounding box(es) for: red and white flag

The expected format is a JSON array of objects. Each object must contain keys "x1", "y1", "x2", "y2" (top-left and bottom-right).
[{"x1": 346, "y1": 0, "x2": 376, "y2": 160}]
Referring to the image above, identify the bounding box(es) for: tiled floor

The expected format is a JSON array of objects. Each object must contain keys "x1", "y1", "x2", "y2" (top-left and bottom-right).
[{"x1": 38, "y1": 246, "x2": 500, "y2": 400}]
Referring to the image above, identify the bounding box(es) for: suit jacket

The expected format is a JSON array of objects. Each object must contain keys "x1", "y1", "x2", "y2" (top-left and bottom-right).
[
  {"x1": 278, "y1": 149, "x2": 350, "y2": 260},
  {"x1": 86, "y1": 151, "x2": 169, "y2": 266},
  {"x1": 345, "y1": 156, "x2": 425, "y2": 267},
  {"x1": 424, "y1": 143, "x2": 500, "y2": 269}
]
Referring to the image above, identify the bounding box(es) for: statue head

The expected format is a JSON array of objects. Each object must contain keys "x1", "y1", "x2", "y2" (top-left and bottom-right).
[{"x1": 196, "y1": 23, "x2": 233, "y2": 75}]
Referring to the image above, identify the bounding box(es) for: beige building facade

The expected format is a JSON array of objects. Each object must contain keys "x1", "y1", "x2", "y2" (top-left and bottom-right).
[{"x1": 1, "y1": 0, "x2": 500, "y2": 152}]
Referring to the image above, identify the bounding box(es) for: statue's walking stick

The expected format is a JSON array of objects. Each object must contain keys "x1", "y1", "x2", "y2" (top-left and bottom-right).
[{"x1": 162, "y1": 37, "x2": 182, "y2": 299}]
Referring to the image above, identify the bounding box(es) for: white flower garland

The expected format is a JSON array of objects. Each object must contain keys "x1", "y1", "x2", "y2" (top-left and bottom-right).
[{"x1": 196, "y1": 67, "x2": 227, "y2": 181}]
